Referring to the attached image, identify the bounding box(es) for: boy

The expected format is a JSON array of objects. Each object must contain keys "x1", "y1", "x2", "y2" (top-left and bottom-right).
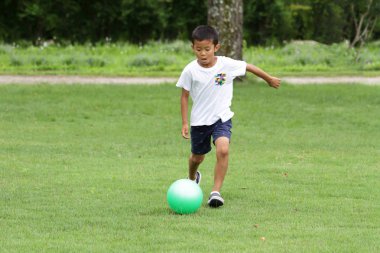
[{"x1": 176, "y1": 25, "x2": 280, "y2": 208}]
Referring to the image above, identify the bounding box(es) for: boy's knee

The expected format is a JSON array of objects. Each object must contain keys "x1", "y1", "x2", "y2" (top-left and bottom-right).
[
  {"x1": 190, "y1": 154, "x2": 205, "y2": 164},
  {"x1": 215, "y1": 137, "x2": 230, "y2": 158},
  {"x1": 217, "y1": 146, "x2": 229, "y2": 158}
]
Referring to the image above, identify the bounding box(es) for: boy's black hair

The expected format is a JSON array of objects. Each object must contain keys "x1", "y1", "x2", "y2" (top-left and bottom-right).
[{"x1": 191, "y1": 25, "x2": 219, "y2": 45}]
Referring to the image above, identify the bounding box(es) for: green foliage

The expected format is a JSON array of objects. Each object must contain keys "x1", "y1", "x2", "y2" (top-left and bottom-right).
[
  {"x1": 0, "y1": 0, "x2": 207, "y2": 44},
  {"x1": 289, "y1": 4, "x2": 313, "y2": 40},
  {"x1": 244, "y1": 0, "x2": 293, "y2": 45},
  {"x1": 244, "y1": 40, "x2": 380, "y2": 75},
  {"x1": 311, "y1": 1, "x2": 345, "y2": 44},
  {"x1": 0, "y1": 0, "x2": 379, "y2": 45},
  {"x1": 1, "y1": 40, "x2": 379, "y2": 76},
  {"x1": 1, "y1": 84, "x2": 379, "y2": 252}
]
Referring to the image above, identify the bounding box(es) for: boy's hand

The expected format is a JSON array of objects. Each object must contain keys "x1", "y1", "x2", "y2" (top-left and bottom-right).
[
  {"x1": 182, "y1": 124, "x2": 190, "y2": 139},
  {"x1": 246, "y1": 64, "x2": 281, "y2": 89},
  {"x1": 267, "y1": 76, "x2": 281, "y2": 89}
]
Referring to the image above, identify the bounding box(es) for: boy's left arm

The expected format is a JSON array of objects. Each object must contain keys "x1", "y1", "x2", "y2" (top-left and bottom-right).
[{"x1": 246, "y1": 64, "x2": 281, "y2": 89}]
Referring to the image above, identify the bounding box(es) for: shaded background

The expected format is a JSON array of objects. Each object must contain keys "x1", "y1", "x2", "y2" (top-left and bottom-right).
[{"x1": 0, "y1": 0, "x2": 379, "y2": 46}]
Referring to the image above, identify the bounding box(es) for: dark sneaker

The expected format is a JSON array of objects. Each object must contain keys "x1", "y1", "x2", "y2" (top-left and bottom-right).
[
  {"x1": 195, "y1": 171, "x2": 202, "y2": 185},
  {"x1": 208, "y1": 191, "x2": 224, "y2": 208},
  {"x1": 188, "y1": 171, "x2": 202, "y2": 185}
]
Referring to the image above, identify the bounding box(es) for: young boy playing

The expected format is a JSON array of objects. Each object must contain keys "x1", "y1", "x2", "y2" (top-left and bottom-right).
[{"x1": 176, "y1": 25, "x2": 281, "y2": 208}]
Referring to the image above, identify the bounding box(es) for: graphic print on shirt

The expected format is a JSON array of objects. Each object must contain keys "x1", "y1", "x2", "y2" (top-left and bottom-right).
[{"x1": 214, "y1": 73, "x2": 226, "y2": 86}]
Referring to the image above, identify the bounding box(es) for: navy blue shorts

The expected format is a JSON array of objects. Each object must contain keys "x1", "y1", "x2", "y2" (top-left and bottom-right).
[{"x1": 190, "y1": 119, "x2": 232, "y2": 155}]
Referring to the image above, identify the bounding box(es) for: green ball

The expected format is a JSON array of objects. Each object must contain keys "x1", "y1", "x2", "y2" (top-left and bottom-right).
[{"x1": 167, "y1": 179, "x2": 203, "y2": 214}]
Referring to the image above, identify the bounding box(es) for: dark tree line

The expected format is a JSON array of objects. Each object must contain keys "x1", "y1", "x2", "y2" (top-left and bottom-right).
[
  {"x1": 0, "y1": 0, "x2": 379, "y2": 46},
  {"x1": 0, "y1": 0, "x2": 208, "y2": 44}
]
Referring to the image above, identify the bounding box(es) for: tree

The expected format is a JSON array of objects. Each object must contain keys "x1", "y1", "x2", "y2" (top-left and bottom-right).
[
  {"x1": 311, "y1": 0, "x2": 345, "y2": 44},
  {"x1": 207, "y1": 0, "x2": 243, "y2": 60},
  {"x1": 244, "y1": 0, "x2": 293, "y2": 46},
  {"x1": 348, "y1": 0, "x2": 379, "y2": 48}
]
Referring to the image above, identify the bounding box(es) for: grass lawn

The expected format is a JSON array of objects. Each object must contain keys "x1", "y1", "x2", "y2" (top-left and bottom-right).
[{"x1": 1, "y1": 82, "x2": 379, "y2": 252}]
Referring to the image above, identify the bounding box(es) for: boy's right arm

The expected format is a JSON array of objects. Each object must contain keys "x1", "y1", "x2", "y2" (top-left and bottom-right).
[
  {"x1": 246, "y1": 64, "x2": 281, "y2": 89},
  {"x1": 180, "y1": 88, "x2": 190, "y2": 139}
]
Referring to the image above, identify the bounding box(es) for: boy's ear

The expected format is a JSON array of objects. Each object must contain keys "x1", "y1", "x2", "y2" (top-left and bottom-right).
[{"x1": 214, "y1": 43, "x2": 221, "y2": 52}]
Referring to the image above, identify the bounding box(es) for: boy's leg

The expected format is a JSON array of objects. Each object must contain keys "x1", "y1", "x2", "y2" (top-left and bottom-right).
[
  {"x1": 189, "y1": 124, "x2": 212, "y2": 181},
  {"x1": 212, "y1": 136, "x2": 230, "y2": 192},
  {"x1": 188, "y1": 153, "x2": 205, "y2": 180}
]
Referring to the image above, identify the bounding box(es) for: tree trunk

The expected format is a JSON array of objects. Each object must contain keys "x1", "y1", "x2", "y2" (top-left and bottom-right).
[
  {"x1": 208, "y1": 0, "x2": 243, "y2": 60},
  {"x1": 349, "y1": 0, "x2": 376, "y2": 48}
]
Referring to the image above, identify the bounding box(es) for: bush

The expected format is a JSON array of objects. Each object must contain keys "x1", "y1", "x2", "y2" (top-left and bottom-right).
[
  {"x1": 127, "y1": 53, "x2": 176, "y2": 67},
  {"x1": 9, "y1": 56, "x2": 23, "y2": 66},
  {"x1": 86, "y1": 57, "x2": 106, "y2": 67}
]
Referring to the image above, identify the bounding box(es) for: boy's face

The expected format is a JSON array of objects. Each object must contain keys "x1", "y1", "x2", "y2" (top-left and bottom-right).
[{"x1": 192, "y1": 39, "x2": 220, "y2": 68}]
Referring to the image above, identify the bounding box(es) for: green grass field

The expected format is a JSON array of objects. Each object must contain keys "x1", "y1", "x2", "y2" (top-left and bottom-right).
[
  {"x1": 1, "y1": 82, "x2": 379, "y2": 252},
  {"x1": 1, "y1": 40, "x2": 380, "y2": 77}
]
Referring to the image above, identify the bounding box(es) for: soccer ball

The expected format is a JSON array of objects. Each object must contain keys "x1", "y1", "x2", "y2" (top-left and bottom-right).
[{"x1": 167, "y1": 179, "x2": 203, "y2": 214}]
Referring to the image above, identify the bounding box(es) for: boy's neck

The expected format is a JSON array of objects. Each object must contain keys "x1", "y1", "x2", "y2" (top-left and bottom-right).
[{"x1": 197, "y1": 56, "x2": 218, "y2": 68}]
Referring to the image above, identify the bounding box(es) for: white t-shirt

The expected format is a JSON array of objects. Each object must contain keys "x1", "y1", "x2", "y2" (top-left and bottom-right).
[{"x1": 176, "y1": 56, "x2": 247, "y2": 126}]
